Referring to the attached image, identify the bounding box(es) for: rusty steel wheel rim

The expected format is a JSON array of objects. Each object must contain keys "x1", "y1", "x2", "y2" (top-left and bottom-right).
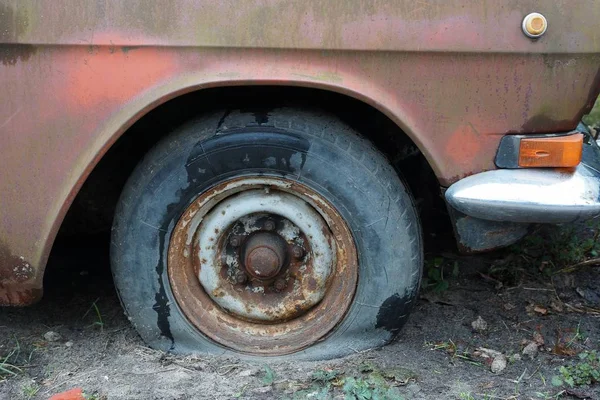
[{"x1": 168, "y1": 176, "x2": 358, "y2": 355}]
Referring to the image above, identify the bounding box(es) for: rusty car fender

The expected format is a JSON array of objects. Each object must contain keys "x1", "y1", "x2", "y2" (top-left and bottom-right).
[
  {"x1": 2, "y1": 0, "x2": 600, "y2": 305},
  {"x1": 0, "y1": 47, "x2": 434, "y2": 305}
]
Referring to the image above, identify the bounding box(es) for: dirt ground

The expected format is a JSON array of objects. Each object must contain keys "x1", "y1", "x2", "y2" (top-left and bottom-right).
[{"x1": 1, "y1": 222, "x2": 599, "y2": 400}]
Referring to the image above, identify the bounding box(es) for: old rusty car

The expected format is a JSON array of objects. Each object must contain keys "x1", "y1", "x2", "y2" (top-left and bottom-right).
[{"x1": 2, "y1": 1, "x2": 600, "y2": 359}]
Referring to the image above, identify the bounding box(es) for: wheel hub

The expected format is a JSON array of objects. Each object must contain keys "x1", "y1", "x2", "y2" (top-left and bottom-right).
[
  {"x1": 167, "y1": 176, "x2": 358, "y2": 355},
  {"x1": 194, "y1": 189, "x2": 335, "y2": 322},
  {"x1": 242, "y1": 232, "x2": 287, "y2": 279}
]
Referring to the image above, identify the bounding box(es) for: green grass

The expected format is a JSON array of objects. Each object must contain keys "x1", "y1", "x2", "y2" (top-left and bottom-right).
[
  {"x1": 82, "y1": 298, "x2": 105, "y2": 331},
  {"x1": 261, "y1": 365, "x2": 276, "y2": 385},
  {"x1": 0, "y1": 350, "x2": 22, "y2": 379},
  {"x1": 21, "y1": 383, "x2": 40, "y2": 399},
  {"x1": 281, "y1": 363, "x2": 409, "y2": 400},
  {"x1": 552, "y1": 351, "x2": 600, "y2": 388},
  {"x1": 342, "y1": 376, "x2": 404, "y2": 400},
  {"x1": 83, "y1": 393, "x2": 106, "y2": 400},
  {"x1": 487, "y1": 220, "x2": 600, "y2": 286},
  {"x1": 423, "y1": 257, "x2": 459, "y2": 293},
  {"x1": 0, "y1": 339, "x2": 26, "y2": 380}
]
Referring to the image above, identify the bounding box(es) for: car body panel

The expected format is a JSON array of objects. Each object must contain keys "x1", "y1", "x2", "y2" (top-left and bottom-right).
[{"x1": 1, "y1": 0, "x2": 600, "y2": 304}]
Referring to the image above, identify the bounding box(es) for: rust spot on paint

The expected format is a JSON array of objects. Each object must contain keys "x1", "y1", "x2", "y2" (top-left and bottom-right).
[
  {"x1": 0, "y1": 241, "x2": 41, "y2": 306},
  {"x1": 0, "y1": 242, "x2": 35, "y2": 284}
]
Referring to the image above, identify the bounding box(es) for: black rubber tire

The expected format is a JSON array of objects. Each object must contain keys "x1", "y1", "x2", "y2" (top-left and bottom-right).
[{"x1": 110, "y1": 108, "x2": 422, "y2": 360}]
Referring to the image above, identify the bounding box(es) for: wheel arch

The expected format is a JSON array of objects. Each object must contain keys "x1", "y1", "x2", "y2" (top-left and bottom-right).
[{"x1": 44, "y1": 79, "x2": 438, "y2": 301}]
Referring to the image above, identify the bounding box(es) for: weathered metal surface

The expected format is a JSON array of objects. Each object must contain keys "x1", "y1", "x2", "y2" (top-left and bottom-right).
[
  {"x1": 1, "y1": 1, "x2": 600, "y2": 304},
  {"x1": 190, "y1": 187, "x2": 336, "y2": 322},
  {"x1": 242, "y1": 232, "x2": 287, "y2": 279},
  {"x1": 168, "y1": 177, "x2": 357, "y2": 355},
  {"x1": 445, "y1": 161, "x2": 600, "y2": 224}
]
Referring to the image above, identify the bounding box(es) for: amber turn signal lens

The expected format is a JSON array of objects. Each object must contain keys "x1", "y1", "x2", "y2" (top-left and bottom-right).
[{"x1": 519, "y1": 133, "x2": 583, "y2": 168}]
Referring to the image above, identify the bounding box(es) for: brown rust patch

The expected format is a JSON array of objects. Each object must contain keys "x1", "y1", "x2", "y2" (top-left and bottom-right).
[
  {"x1": 0, "y1": 242, "x2": 35, "y2": 284},
  {"x1": 0, "y1": 285, "x2": 42, "y2": 307},
  {"x1": 0, "y1": 241, "x2": 41, "y2": 306}
]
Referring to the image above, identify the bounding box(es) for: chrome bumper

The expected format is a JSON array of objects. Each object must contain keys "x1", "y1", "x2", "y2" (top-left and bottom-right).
[{"x1": 445, "y1": 137, "x2": 600, "y2": 224}]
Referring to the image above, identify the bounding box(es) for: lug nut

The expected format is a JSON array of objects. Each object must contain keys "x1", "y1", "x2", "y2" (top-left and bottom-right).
[
  {"x1": 229, "y1": 235, "x2": 242, "y2": 247},
  {"x1": 274, "y1": 278, "x2": 287, "y2": 291},
  {"x1": 263, "y1": 220, "x2": 276, "y2": 231},
  {"x1": 235, "y1": 272, "x2": 248, "y2": 284},
  {"x1": 291, "y1": 245, "x2": 305, "y2": 259}
]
